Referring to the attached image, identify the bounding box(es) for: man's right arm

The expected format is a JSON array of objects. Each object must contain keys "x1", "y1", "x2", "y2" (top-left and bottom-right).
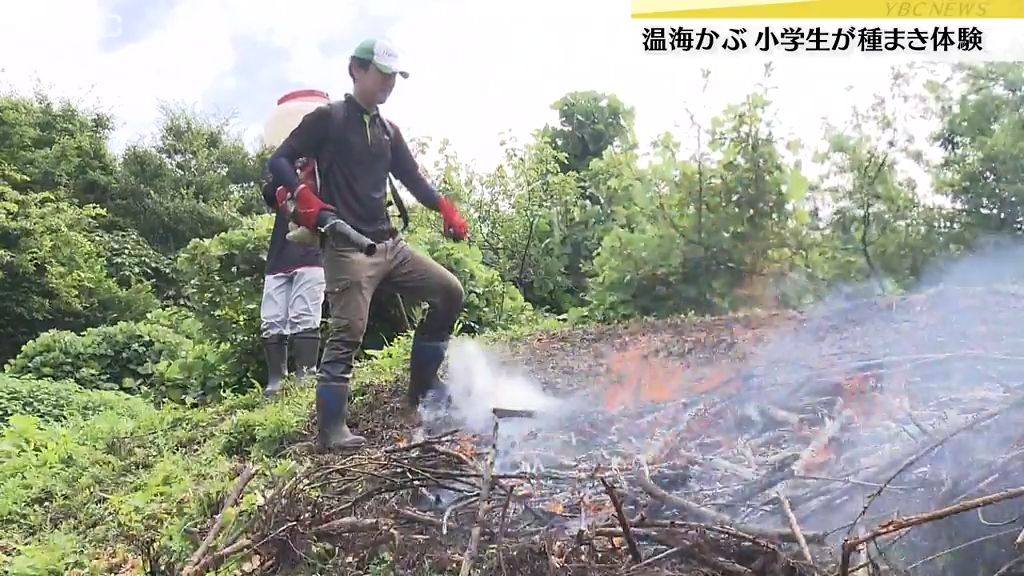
[{"x1": 262, "y1": 105, "x2": 331, "y2": 206}]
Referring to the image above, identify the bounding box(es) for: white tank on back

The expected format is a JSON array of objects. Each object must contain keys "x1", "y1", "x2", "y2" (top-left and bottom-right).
[{"x1": 263, "y1": 89, "x2": 331, "y2": 149}]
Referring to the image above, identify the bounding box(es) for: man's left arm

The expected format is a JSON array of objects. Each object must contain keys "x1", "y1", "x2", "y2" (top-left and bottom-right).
[{"x1": 388, "y1": 121, "x2": 467, "y2": 239}]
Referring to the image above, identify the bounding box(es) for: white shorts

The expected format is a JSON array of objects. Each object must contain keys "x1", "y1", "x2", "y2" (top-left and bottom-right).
[{"x1": 260, "y1": 266, "x2": 326, "y2": 338}]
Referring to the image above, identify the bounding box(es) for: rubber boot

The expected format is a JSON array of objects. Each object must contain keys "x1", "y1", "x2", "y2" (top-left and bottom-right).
[
  {"x1": 262, "y1": 334, "x2": 288, "y2": 396},
  {"x1": 291, "y1": 329, "x2": 321, "y2": 381},
  {"x1": 408, "y1": 340, "x2": 452, "y2": 413},
  {"x1": 315, "y1": 384, "x2": 365, "y2": 451}
]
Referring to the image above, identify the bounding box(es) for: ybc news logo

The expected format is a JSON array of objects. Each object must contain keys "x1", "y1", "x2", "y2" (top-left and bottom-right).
[{"x1": 630, "y1": 0, "x2": 1024, "y2": 19}]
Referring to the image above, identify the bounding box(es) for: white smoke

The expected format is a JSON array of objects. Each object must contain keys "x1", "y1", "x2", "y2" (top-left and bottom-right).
[{"x1": 424, "y1": 338, "x2": 563, "y2": 436}]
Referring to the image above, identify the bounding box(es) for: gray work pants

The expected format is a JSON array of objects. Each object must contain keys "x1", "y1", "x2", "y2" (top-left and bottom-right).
[{"x1": 260, "y1": 266, "x2": 326, "y2": 337}]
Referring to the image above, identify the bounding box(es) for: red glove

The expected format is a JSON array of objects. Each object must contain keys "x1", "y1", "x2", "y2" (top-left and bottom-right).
[
  {"x1": 438, "y1": 196, "x2": 467, "y2": 241},
  {"x1": 276, "y1": 183, "x2": 333, "y2": 230}
]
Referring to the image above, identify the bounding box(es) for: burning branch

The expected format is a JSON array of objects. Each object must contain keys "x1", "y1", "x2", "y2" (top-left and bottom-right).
[{"x1": 600, "y1": 476, "x2": 642, "y2": 564}]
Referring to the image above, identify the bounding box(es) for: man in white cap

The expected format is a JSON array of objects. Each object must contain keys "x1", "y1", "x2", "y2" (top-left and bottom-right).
[{"x1": 263, "y1": 37, "x2": 469, "y2": 451}]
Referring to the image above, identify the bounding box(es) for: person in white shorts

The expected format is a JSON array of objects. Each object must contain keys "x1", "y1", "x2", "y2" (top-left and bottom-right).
[{"x1": 259, "y1": 157, "x2": 326, "y2": 396}]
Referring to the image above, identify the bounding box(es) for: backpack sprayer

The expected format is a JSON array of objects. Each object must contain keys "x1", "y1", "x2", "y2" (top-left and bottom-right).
[{"x1": 264, "y1": 89, "x2": 378, "y2": 256}]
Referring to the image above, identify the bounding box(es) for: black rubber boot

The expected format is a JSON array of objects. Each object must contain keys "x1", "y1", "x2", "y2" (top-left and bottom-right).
[
  {"x1": 290, "y1": 329, "x2": 321, "y2": 381},
  {"x1": 408, "y1": 339, "x2": 452, "y2": 411},
  {"x1": 262, "y1": 334, "x2": 288, "y2": 396},
  {"x1": 315, "y1": 384, "x2": 365, "y2": 451}
]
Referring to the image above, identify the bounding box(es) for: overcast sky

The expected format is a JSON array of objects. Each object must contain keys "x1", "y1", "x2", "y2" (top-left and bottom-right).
[{"x1": 1, "y1": 0, "x2": 954, "y2": 185}]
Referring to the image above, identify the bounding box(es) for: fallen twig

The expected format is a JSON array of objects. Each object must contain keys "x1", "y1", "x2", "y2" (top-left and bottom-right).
[
  {"x1": 846, "y1": 402, "x2": 1014, "y2": 536},
  {"x1": 905, "y1": 526, "x2": 1018, "y2": 571},
  {"x1": 839, "y1": 485, "x2": 1024, "y2": 576},
  {"x1": 635, "y1": 458, "x2": 825, "y2": 544},
  {"x1": 776, "y1": 491, "x2": 813, "y2": 566},
  {"x1": 182, "y1": 464, "x2": 257, "y2": 576},
  {"x1": 459, "y1": 417, "x2": 498, "y2": 576}
]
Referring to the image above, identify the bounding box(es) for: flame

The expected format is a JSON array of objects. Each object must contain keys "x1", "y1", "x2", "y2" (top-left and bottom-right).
[
  {"x1": 801, "y1": 443, "x2": 835, "y2": 473},
  {"x1": 839, "y1": 370, "x2": 895, "y2": 424},
  {"x1": 601, "y1": 341, "x2": 745, "y2": 411},
  {"x1": 603, "y1": 344, "x2": 685, "y2": 410},
  {"x1": 453, "y1": 435, "x2": 478, "y2": 458},
  {"x1": 688, "y1": 366, "x2": 742, "y2": 396}
]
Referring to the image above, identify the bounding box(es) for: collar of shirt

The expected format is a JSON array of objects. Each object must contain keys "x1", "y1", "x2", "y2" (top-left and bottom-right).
[{"x1": 344, "y1": 93, "x2": 381, "y2": 119}]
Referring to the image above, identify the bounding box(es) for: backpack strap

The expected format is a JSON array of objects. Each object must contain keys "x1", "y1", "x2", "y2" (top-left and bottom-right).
[{"x1": 379, "y1": 118, "x2": 410, "y2": 232}]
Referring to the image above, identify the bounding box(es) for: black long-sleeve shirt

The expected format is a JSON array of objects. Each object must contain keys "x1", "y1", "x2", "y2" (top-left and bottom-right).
[{"x1": 266, "y1": 94, "x2": 440, "y2": 244}]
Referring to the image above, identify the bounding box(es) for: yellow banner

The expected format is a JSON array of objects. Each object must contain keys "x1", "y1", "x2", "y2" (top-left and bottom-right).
[{"x1": 631, "y1": 0, "x2": 1024, "y2": 18}]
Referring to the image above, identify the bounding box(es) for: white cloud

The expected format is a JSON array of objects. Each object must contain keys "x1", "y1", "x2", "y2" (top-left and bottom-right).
[
  {"x1": 0, "y1": 0, "x2": 360, "y2": 150},
  {"x1": 1, "y1": 0, "x2": 241, "y2": 148},
  {"x1": 378, "y1": 0, "x2": 912, "y2": 174},
  {"x1": 1, "y1": 0, "x2": 948, "y2": 193}
]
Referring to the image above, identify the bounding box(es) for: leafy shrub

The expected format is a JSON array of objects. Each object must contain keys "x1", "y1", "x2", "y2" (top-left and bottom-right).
[
  {"x1": 219, "y1": 386, "x2": 312, "y2": 457},
  {"x1": 5, "y1": 320, "x2": 193, "y2": 398},
  {"x1": 141, "y1": 306, "x2": 206, "y2": 342},
  {"x1": 153, "y1": 339, "x2": 248, "y2": 405},
  {"x1": 0, "y1": 182, "x2": 159, "y2": 361},
  {"x1": 96, "y1": 227, "x2": 178, "y2": 299},
  {"x1": 0, "y1": 388, "x2": 311, "y2": 573},
  {"x1": 174, "y1": 214, "x2": 272, "y2": 386},
  {"x1": 582, "y1": 222, "x2": 708, "y2": 322},
  {"x1": 0, "y1": 375, "x2": 147, "y2": 427}
]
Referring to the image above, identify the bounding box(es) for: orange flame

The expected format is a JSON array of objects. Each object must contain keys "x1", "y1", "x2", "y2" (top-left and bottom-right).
[
  {"x1": 601, "y1": 343, "x2": 746, "y2": 412},
  {"x1": 801, "y1": 443, "x2": 835, "y2": 473},
  {"x1": 603, "y1": 344, "x2": 685, "y2": 410},
  {"x1": 839, "y1": 371, "x2": 896, "y2": 425}
]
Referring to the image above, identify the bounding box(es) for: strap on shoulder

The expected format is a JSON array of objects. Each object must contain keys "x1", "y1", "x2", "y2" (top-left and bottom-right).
[{"x1": 380, "y1": 117, "x2": 410, "y2": 232}]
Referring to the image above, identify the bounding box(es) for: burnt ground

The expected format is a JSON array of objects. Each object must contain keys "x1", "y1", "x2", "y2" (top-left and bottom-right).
[
  {"x1": 231, "y1": 286, "x2": 1024, "y2": 575},
  {"x1": 249, "y1": 309, "x2": 808, "y2": 576},
  {"x1": 309, "y1": 309, "x2": 800, "y2": 457},
  {"x1": 311, "y1": 309, "x2": 803, "y2": 477}
]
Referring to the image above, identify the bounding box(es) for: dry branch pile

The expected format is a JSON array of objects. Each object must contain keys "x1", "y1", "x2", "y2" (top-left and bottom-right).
[{"x1": 190, "y1": 285, "x2": 1024, "y2": 575}]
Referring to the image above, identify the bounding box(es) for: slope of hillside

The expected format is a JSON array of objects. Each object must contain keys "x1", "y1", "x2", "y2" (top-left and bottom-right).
[{"x1": 214, "y1": 284, "x2": 1024, "y2": 575}]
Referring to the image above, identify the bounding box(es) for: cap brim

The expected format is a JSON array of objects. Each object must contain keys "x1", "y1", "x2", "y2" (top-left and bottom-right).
[{"x1": 373, "y1": 61, "x2": 409, "y2": 78}]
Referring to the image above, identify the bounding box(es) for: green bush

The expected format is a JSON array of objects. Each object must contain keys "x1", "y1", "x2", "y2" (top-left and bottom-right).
[
  {"x1": 96, "y1": 227, "x2": 178, "y2": 299},
  {"x1": 174, "y1": 214, "x2": 272, "y2": 387},
  {"x1": 0, "y1": 388, "x2": 311, "y2": 573},
  {"x1": 141, "y1": 306, "x2": 205, "y2": 342},
  {"x1": 5, "y1": 321, "x2": 193, "y2": 395},
  {"x1": 0, "y1": 375, "x2": 147, "y2": 428},
  {"x1": 0, "y1": 182, "x2": 159, "y2": 362},
  {"x1": 153, "y1": 338, "x2": 248, "y2": 405}
]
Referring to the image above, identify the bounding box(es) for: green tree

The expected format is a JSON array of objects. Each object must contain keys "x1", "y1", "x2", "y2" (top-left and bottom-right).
[
  {"x1": 539, "y1": 90, "x2": 637, "y2": 175},
  {"x1": 0, "y1": 90, "x2": 119, "y2": 207},
  {"x1": 932, "y1": 62, "x2": 1024, "y2": 238},
  {"x1": 0, "y1": 176, "x2": 157, "y2": 361},
  {"x1": 108, "y1": 103, "x2": 267, "y2": 254}
]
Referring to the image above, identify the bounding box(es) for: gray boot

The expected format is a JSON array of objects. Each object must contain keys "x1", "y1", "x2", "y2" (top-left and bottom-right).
[
  {"x1": 291, "y1": 329, "x2": 321, "y2": 381},
  {"x1": 315, "y1": 383, "x2": 365, "y2": 450},
  {"x1": 262, "y1": 334, "x2": 288, "y2": 396}
]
